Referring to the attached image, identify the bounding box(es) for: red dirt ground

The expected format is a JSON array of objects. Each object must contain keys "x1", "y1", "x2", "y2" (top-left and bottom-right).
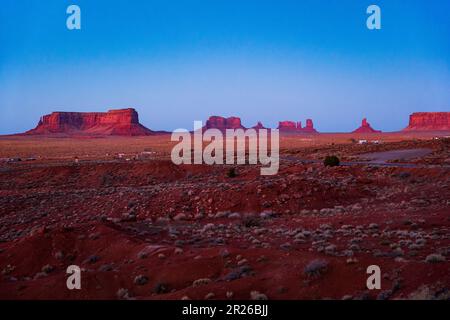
[{"x1": 0, "y1": 134, "x2": 449, "y2": 300}]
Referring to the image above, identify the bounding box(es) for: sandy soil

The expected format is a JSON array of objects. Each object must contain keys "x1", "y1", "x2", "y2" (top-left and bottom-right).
[
  {"x1": 0, "y1": 133, "x2": 449, "y2": 300},
  {"x1": 358, "y1": 149, "x2": 433, "y2": 164}
]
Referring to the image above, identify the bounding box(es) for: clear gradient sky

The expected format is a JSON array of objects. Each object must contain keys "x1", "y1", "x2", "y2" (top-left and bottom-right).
[{"x1": 0, "y1": 0, "x2": 449, "y2": 134}]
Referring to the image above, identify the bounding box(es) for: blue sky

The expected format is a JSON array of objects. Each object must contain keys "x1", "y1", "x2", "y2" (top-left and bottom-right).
[{"x1": 0, "y1": 0, "x2": 449, "y2": 134}]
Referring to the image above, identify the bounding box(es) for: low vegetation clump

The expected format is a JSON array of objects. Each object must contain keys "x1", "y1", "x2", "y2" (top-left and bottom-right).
[
  {"x1": 134, "y1": 275, "x2": 149, "y2": 286},
  {"x1": 153, "y1": 282, "x2": 169, "y2": 294},
  {"x1": 324, "y1": 155, "x2": 340, "y2": 167},
  {"x1": 241, "y1": 215, "x2": 262, "y2": 228},
  {"x1": 227, "y1": 167, "x2": 238, "y2": 178},
  {"x1": 304, "y1": 259, "x2": 329, "y2": 277},
  {"x1": 425, "y1": 254, "x2": 446, "y2": 263}
]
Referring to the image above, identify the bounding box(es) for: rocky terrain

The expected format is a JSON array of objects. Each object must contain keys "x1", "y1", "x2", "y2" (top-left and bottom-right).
[{"x1": 0, "y1": 134, "x2": 448, "y2": 300}]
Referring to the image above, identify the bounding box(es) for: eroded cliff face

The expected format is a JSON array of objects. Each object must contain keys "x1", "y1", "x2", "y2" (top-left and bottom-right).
[
  {"x1": 352, "y1": 118, "x2": 381, "y2": 133},
  {"x1": 404, "y1": 112, "x2": 450, "y2": 131},
  {"x1": 278, "y1": 119, "x2": 317, "y2": 133},
  {"x1": 278, "y1": 121, "x2": 298, "y2": 131},
  {"x1": 205, "y1": 116, "x2": 245, "y2": 130},
  {"x1": 26, "y1": 108, "x2": 153, "y2": 136}
]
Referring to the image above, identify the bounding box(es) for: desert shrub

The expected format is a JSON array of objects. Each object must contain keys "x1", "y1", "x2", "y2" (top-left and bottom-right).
[
  {"x1": 425, "y1": 254, "x2": 446, "y2": 263},
  {"x1": 134, "y1": 275, "x2": 149, "y2": 286},
  {"x1": 116, "y1": 288, "x2": 131, "y2": 299},
  {"x1": 304, "y1": 259, "x2": 329, "y2": 277},
  {"x1": 227, "y1": 167, "x2": 238, "y2": 178},
  {"x1": 324, "y1": 155, "x2": 340, "y2": 167},
  {"x1": 101, "y1": 173, "x2": 114, "y2": 186},
  {"x1": 153, "y1": 282, "x2": 169, "y2": 294},
  {"x1": 397, "y1": 172, "x2": 411, "y2": 179},
  {"x1": 241, "y1": 215, "x2": 261, "y2": 228}
]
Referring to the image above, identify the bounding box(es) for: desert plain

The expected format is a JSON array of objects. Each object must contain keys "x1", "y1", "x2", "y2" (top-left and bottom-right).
[{"x1": 0, "y1": 131, "x2": 449, "y2": 300}]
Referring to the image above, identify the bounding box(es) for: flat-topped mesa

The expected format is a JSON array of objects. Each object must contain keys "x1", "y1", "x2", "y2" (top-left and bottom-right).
[
  {"x1": 26, "y1": 108, "x2": 154, "y2": 136},
  {"x1": 205, "y1": 116, "x2": 245, "y2": 131},
  {"x1": 278, "y1": 119, "x2": 317, "y2": 133},
  {"x1": 404, "y1": 112, "x2": 450, "y2": 131},
  {"x1": 278, "y1": 121, "x2": 297, "y2": 131},
  {"x1": 352, "y1": 118, "x2": 381, "y2": 133}
]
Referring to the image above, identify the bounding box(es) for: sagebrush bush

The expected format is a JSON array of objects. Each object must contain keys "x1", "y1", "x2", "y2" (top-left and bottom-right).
[
  {"x1": 227, "y1": 167, "x2": 238, "y2": 178},
  {"x1": 153, "y1": 282, "x2": 169, "y2": 294},
  {"x1": 304, "y1": 259, "x2": 329, "y2": 277},
  {"x1": 241, "y1": 215, "x2": 261, "y2": 228},
  {"x1": 324, "y1": 155, "x2": 340, "y2": 167}
]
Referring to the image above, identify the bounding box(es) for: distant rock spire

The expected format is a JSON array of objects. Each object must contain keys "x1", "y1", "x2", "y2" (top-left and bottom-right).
[{"x1": 352, "y1": 118, "x2": 381, "y2": 133}]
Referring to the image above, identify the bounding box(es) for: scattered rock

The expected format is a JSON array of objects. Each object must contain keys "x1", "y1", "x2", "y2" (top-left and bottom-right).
[
  {"x1": 193, "y1": 278, "x2": 212, "y2": 287},
  {"x1": 205, "y1": 292, "x2": 215, "y2": 300},
  {"x1": 250, "y1": 291, "x2": 268, "y2": 300}
]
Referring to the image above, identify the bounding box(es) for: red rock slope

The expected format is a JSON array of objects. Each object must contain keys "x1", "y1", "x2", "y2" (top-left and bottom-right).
[{"x1": 26, "y1": 108, "x2": 154, "y2": 136}]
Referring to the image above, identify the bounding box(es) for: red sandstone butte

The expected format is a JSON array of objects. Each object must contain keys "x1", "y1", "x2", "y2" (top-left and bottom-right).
[
  {"x1": 403, "y1": 112, "x2": 450, "y2": 131},
  {"x1": 278, "y1": 119, "x2": 317, "y2": 133},
  {"x1": 26, "y1": 108, "x2": 154, "y2": 136},
  {"x1": 205, "y1": 116, "x2": 245, "y2": 131},
  {"x1": 278, "y1": 121, "x2": 298, "y2": 131},
  {"x1": 304, "y1": 119, "x2": 317, "y2": 133},
  {"x1": 352, "y1": 118, "x2": 381, "y2": 133}
]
